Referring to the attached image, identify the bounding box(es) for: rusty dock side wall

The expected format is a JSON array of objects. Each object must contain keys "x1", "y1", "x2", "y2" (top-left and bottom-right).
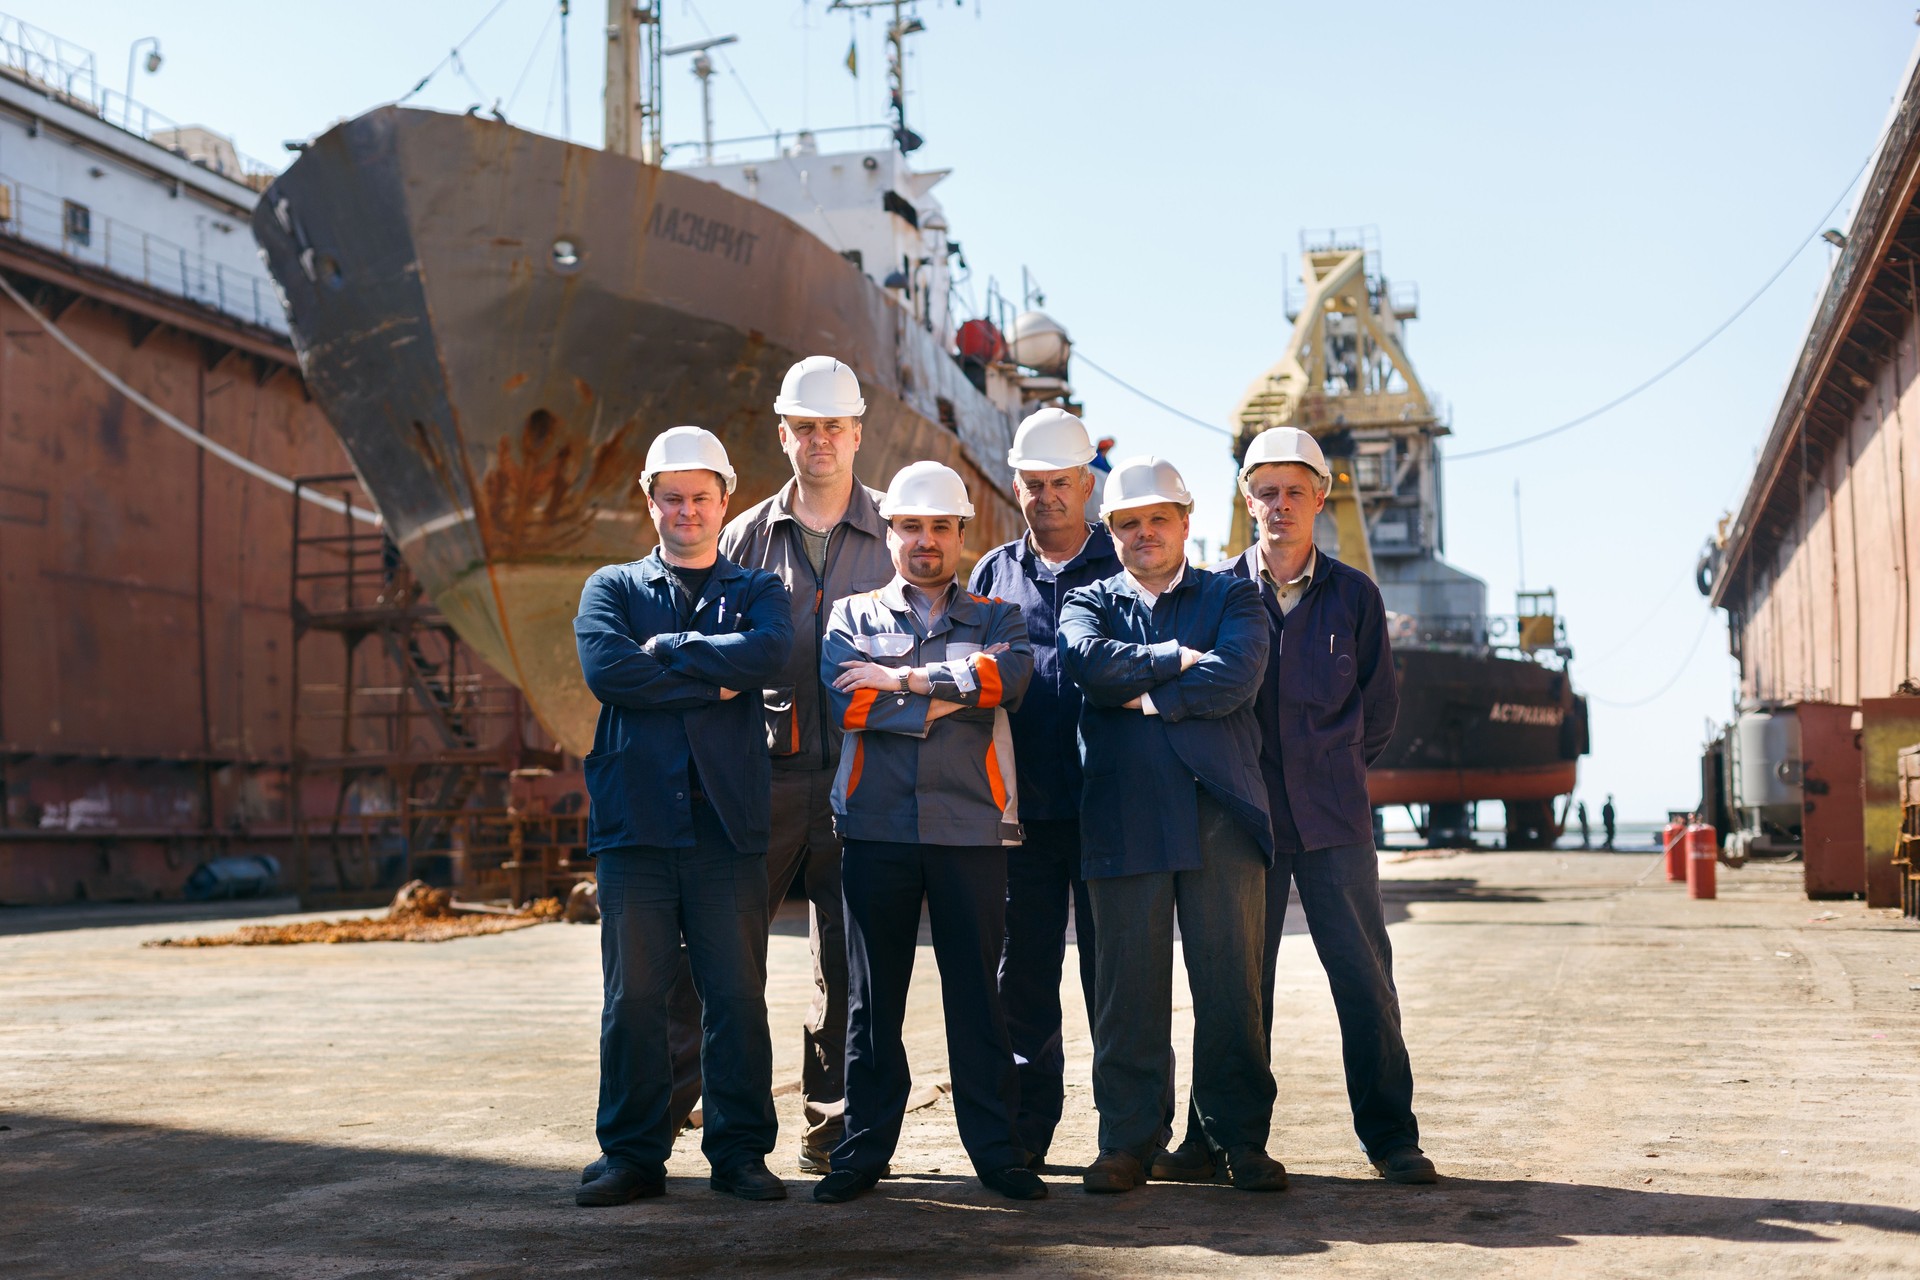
[{"x1": 0, "y1": 254, "x2": 575, "y2": 905}]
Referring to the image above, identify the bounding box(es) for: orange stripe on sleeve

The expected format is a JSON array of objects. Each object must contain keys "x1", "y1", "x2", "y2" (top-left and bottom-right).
[
  {"x1": 845, "y1": 688, "x2": 877, "y2": 730},
  {"x1": 974, "y1": 654, "x2": 1003, "y2": 708},
  {"x1": 984, "y1": 740, "x2": 1009, "y2": 812},
  {"x1": 847, "y1": 737, "x2": 865, "y2": 798}
]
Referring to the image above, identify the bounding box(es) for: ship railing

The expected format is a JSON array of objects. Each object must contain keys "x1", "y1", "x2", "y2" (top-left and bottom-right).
[
  {"x1": 0, "y1": 14, "x2": 279, "y2": 187},
  {"x1": 0, "y1": 171, "x2": 287, "y2": 334},
  {"x1": 1387, "y1": 612, "x2": 1573, "y2": 665}
]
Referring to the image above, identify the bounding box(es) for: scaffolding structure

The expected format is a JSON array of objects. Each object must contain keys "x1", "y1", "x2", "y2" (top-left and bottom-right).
[{"x1": 287, "y1": 474, "x2": 588, "y2": 906}]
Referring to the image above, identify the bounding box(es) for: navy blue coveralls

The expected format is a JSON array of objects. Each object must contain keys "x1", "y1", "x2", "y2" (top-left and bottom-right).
[
  {"x1": 574, "y1": 551, "x2": 793, "y2": 1180},
  {"x1": 967, "y1": 523, "x2": 1121, "y2": 1159},
  {"x1": 1059, "y1": 567, "x2": 1278, "y2": 1163},
  {"x1": 1214, "y1": 545, "x2": 1420, "y2": 1160}
]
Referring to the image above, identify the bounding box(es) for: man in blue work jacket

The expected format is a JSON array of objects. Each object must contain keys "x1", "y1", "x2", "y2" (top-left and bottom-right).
[
  {"x1": 573, "y1": 427, "x2": 794, "y2": 1208},
  {"x1": 966, "y1": 407, "x2": 1122, "y2": 1166},
  {"x1": 812, "y1": 461, "x2": 1044, "y2": 1205},
  {"x1": 1059, "y1": 456, "x2": 1289, "y2": 1195},
  {"x1": 1183, "y1": 425, "x2": 1434, "y2": 1186}
]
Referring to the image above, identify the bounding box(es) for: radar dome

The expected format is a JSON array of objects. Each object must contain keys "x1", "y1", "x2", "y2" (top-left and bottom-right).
[{"x1": 1010, "y1": 310, "x2": 1072, "y2": 377}]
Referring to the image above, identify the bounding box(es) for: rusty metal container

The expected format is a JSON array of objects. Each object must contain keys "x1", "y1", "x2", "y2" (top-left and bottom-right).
[{"x1": 1898, "y1": 745, "x2": 1920, "y2": 920}]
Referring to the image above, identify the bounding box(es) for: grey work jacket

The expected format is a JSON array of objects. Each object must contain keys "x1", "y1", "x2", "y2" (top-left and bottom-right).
[
  {"x1": 719, "y1": 477, "x2": 895, "y2": 772},
  {"x1": 821, "y1": 579, "x2": 1033, "y2": 847}
]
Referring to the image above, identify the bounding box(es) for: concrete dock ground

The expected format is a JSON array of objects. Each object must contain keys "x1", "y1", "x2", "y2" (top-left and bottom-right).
[{"x1": 3, "y1": 850, "x2": 1917, "y2": 1278}]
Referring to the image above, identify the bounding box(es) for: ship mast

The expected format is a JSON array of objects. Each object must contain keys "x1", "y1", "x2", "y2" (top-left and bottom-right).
[
  {"x1": 828, "y1": 0, "x2": 927, "y2": 153},
  {"x1": 604, "y1": 1, "x2": 663, "y2": 163}
]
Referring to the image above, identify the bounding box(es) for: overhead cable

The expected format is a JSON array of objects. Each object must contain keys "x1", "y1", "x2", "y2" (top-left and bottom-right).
[
  {"x1": 1587, "y1": 610, "x2": 1714, "y2": 709},
  {"x1": 1449, "y1": 148, "x2": 1877, "y2": 462},
  {"x1": 1074, "y1": 353, "x2": 1235, "y2": 439},
  {"x1": 396, "y1": 0, "x2": 518, "y2": 105},
  {"x1": 0, "y1": 273, "x2": 381, "y2": 526}
]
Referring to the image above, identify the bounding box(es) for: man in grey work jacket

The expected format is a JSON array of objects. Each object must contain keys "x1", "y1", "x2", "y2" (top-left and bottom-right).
[
  {"x1": 811, "y1": 460, "x2": 1044, "y2": 1205},
  {"x1": 967, "y1": 407, "x2": 1122, "y2": 1166},
  {"x1": 572, "y1": 427, "x2": 794, "y2": 1207},
  {"x1": 1059, "y1": 455, "x2": 1289, "y2": 1196},
  {"x1": 1186, "y1": 425, "x2": 1434, "y2": 1187},
  {"x1": 691, "y1": 356, "x2": 893, "y2": 1172}
]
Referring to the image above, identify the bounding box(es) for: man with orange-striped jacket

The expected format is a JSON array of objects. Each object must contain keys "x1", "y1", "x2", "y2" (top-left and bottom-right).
[{"x1": 811, "y1": 460, "x2": 1041, "y2": 1205}]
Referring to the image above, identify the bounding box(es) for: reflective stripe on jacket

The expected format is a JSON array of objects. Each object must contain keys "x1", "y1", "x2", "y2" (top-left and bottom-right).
[
  {"x1": 1214, "y1": 546, "x2": 1398, "y2": 852},
  {"x1": 574, "y1": 551, "x2": 794, "y2": 856},
  {"x1": 967, "y1": 525, "x2": 1122, "y2": 821},
  {"x1": 821, "y1": 579, "x2": 1033, "y2": 846},
  {"x1": 719, "y1": 478, "x2": 894, "y2": 772},
  {"x1": 1058, "y1": 567, "x2": 1272, "y2": 879}
]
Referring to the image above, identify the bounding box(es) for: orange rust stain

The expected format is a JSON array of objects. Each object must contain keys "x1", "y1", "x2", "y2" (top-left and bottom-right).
[
  {"x1": 503, "y1": 372, "x2": 529, "y2": 392},
  {"x1": 474, "y1": 407, "x2": 650, "y2": 559},
  {"x1": 573, "y1": 377, "x2": 594, "y2": 404}
]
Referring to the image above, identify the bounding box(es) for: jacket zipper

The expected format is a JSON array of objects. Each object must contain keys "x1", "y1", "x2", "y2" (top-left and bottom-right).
[{"x1": 814, "y1": 527, "x2": 832, "y2": 763}]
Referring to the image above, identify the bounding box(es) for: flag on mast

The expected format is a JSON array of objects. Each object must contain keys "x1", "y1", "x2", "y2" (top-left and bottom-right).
[{"x1": 845, "y1": 38, "x2": 857, "y2": 77}]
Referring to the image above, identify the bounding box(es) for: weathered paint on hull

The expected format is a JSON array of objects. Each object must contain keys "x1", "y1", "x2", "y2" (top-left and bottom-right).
[
  {"x1": 254, "y1": 108, "x2": 1025, "y2": 755},
  {"x1": 1375, "y1": 648, "x2": 1588, "y2": 807}
]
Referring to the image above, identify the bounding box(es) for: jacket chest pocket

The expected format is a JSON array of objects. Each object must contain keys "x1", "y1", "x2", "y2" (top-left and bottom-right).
[
  {"x1": 1284, "y1": 629, "x2": 1358, "y2": 713},
  {"x1": 853, "y1": 632, "x2": 916, "y2": 660}
]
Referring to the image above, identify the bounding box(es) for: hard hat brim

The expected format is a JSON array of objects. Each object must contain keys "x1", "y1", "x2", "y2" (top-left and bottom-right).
[
  {"x1": 775, "y1": 398, "x2": 868, "y2": 418},
  {"x1": 641, "y1": 462, "x2": 738, "y2": 496},
  {"x1": 1099, "y1": 494, "x2": 1193, "y2": 521},
  {"x1": 880, "y1": 503, "x2": 974, "y2": 520},
  {"x1": 1237, "y1": 456, "x2": 1332, "y2": 492},
  {"x1": 1009, "y1": 452, "x2": 1097, "y2": 471}
]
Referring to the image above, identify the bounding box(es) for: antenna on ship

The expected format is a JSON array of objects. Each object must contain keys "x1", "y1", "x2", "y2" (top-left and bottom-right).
[
  {"x1": 829, "y1": 0, "x2": 942, "y2": 153},
  {"x1": 662, "y1": 34, "x2": 739, "y2": 164},
  {"x1": 605, "y1": 1, "x2": 663, "y2": 163}
]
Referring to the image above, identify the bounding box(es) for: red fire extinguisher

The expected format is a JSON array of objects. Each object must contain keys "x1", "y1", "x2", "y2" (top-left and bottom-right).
[
  {"x1": 1663, "y1": 818, "x2": 1687, "y2": 882},
  {"x1": 1685, "y1": 820, "x2": 1717, "y2": 899}
]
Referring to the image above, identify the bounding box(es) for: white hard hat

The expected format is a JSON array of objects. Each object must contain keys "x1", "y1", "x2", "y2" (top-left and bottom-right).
[
  {"x1": 1238, "y1": 426, "x2": 1330, "y2": 492},
  {"x1": 879, "y1": 460, "x2": 975, "y2": 520},
  {"x1": 1100, "y1": 455, "x2": 1193, "y2": 521},
  {"x1": 774, "y1": 355, "x2": 866, "y2": 418},
  {"x1": 1007, "y1": 407, "x2": 1096, "y2": 471},
  {"x1": 641, "y1": 425, "x2": 737, "y2": 495}
]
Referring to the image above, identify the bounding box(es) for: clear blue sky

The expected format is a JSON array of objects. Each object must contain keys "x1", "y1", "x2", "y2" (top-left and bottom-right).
[{"x1": 27, "y1": 0, "x2": 1919, "y2": 821}]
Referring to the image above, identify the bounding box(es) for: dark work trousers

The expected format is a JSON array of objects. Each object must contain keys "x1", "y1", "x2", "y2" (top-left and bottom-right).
[
  {"x1": 660, "y1": 769, "x2": 848, "y2": 1156},
  {"x1": 835, "y1": 838, "x2": 1027, "y2": 1178},
  {"x1": 1087, "y1": 790, "x2": 1276, "y2": 1164},
  {"x1": 1176, "y1": 838, "x2": 1420, "y2": 1158},
  {"x1": 998, "y1": 819, "x2": 1096, "y2": 1160},
  {"x1": 595, "y1": 801, "x2": 777, "y2": 1177}
]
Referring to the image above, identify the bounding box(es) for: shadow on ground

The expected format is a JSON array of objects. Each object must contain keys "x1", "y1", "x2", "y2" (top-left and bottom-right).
[{"x1": 5, "y1": 1112, "x2": 1913, "y2": 1276}]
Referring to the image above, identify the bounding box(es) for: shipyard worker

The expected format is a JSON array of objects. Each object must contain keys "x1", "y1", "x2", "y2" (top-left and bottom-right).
[
  {"x1": 572, "y1": 426, "x2": 794, "y2": 1207},
  {"x1": 965, "y1": 407, "x2": 1123, "y2": 1166},
  {"x1": 1058, "y1": 456, "x2": 1287, "y2": 1195},
  {"x1": 676, "y1": 355, "x2": 894, "y2": 1174},
  {"x1": 1185, "y1": 425, "x2": 1434, "y2": 1187},
  {"x1": 812, "y1": 461, "x2": 1042, "y2": 1205},
  {"x1": 1602, "y1": 794, "x2": 1617, "y2": 851},
  {"x1": 1578, "y1": 800, "x2": 1592, "y2": 850}
]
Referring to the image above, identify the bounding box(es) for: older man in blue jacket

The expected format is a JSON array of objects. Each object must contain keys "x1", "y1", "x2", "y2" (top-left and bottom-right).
[
  {"x1": 1059, "y1": 456, "x2": 1287, "y2": 1195},
  {"x1": 573, "y1": 427, "x2": 794, "y2": 1208},
  {"x1": 966, "y1": 408, "x2": 1123, "y2": 1166},
  {"x1": 1169, "y1": 426, "x2": 1433, "y2": 1187}
]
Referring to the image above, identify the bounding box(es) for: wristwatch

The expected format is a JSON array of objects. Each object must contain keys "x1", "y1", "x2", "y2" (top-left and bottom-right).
[{"x1": 897, "y1": 669, "x2": 911, "y2": 693}]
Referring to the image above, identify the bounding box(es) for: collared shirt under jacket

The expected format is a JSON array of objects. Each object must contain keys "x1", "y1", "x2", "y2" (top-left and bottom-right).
[
  {"x1": 574, "y1": 550, "x2": 794, "y2": 856},
  {"x1": 821, "y1": 578, "x2": 1033, "y2": 846},
  {"x1": 1058, "y1": 566, "x2": 1273, "y2": 880},
  {"x1": 1215, "y1": 545, "x2": 1399, "y2": 853},
  {"x1": 719, "y1": 478, "x2": 895, "y2": 773},
  {"x1": 966, "y1": 523, "x2": 1122, "y2": 822}
]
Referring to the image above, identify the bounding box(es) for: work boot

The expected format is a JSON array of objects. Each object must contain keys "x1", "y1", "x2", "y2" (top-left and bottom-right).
[
  {"x1": 1150, "y1": 1135, "x2": 1217, "y2": 1183},
  {"x1": 580, "y1": 1155, "x2": 607, "y2": 1184},
  {"x1": 1081, "y1": 1149, "x2": 1146, "y2": 1194},
  {"x1": 1222, "y1": 1145, "x2": 1290, "y2": 1192},
  {"x1": 980, "y1": 1166, "x2": 1048, "y2": 1201},
  {"x1": 1370, "y1": 1146, "x2": 1439, "y2": 1184},
  {"x1": 710, "y1": 1158, "x2": 788, "y2": 1201},
  {"x1": 813, "y1": 1168, "x2": 880, "y2": 1204},
  {"x1": 798, "y1": 1146, "x2": 832, "y2": 1175},
  {"x1": 576, "y1": 1165, "x2": 666, "y2": 1207}
]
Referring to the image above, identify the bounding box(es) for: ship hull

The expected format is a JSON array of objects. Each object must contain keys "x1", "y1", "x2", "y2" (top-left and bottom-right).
[
  {"x1": 1370, "y1": 647, "x2": 1588, "y2": 812},
  {"x1": 253, "y1": 108, "x2": 1026, "y2": 755}
]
